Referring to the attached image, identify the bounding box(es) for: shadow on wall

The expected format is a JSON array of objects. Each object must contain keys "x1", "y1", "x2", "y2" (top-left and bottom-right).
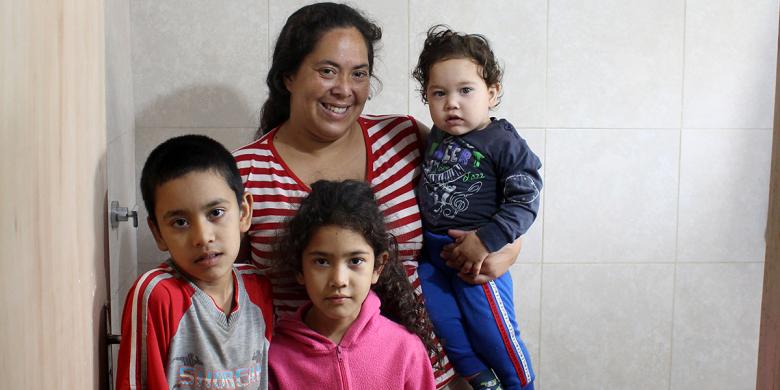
[
  {"x1": 136, "y1": 83, "x2": 261, "y2": 129},
  {"x1": 96, "y1": 151, "x2": 111, "y2": 390}
]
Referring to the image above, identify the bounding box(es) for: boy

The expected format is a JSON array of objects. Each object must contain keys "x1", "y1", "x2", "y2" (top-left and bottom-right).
[
  {"x1": 116, "y1": 135, "x2": 273, "y2": 390},
  {"x1": 413, "y1": 25, "x2": 541, "y2": 390}
]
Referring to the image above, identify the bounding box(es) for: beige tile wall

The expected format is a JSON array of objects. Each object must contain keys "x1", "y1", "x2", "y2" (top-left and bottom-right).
[{"x1": 128, "y1": 1, "x2": 779, "y2": 388}]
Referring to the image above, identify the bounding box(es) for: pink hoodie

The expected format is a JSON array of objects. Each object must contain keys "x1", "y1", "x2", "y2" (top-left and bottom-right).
[{"x1": 268, "y1": 291, "x2": 436, "y2": 389}]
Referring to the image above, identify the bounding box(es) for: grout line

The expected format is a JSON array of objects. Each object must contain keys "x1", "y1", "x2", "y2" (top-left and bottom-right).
[
  {"x1": 407, "y1": 0, "x2": 410, "y2": 116},
  {"x1": 668, "y1": 1, "x2": 688, "y2": 387},
  {"x1": 536, "y1": 129, "x2": 547, "y2": 386},
  {"x1": 537, "y1": 0, "x2": 551, "y2": 382},
  {"x1": 266, "y1": 0, "x2": 271, "y2": 63},
  {"x1": 135, "y1": 126, "x2": 259, "y2": 130},
  {"x1": 539, "y1": 260, "x2": 765, "y2": 265},
  {"x1": 544, "y1": 0, "x2": 551, "y2": 131},
  {"x1": 135, "y1": 126, "x2": 774, "y2": 132},
  {"x1": 668, "y1": 263, "x2": 680, "y2": 389},
  {"x1": 667, "y1": 257, "x2": 679, "y2": 390},
  {"x1": 512, "y1": 127, "x2": 773, "y2": 131}
]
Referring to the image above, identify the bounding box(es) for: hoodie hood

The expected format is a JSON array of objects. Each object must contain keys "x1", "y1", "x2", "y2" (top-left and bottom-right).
[{"x1": 274, "y1": 290, "x2": 382, "y2": 352}]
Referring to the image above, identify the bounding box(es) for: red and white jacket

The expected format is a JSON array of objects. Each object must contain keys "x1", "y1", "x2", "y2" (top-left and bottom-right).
[{"x1": 116, "y1": 262, "x2": 273, "y2": 390}]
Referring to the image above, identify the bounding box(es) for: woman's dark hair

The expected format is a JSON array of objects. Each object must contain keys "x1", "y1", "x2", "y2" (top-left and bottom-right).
[
  {"x1": 412, "y1": 24, "x2": 503, "y2": 105},
  {"x1": 257, "y1": 3, "x2": 382, "y2": 137},
  {"x1": 276, "y1": 180, "x2": 443, "y2": 366}
]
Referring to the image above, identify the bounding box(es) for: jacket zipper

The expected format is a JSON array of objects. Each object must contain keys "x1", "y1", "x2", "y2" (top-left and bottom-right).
[{"x1": 336, "y1": 345, "x2": 349, "y2": 390}]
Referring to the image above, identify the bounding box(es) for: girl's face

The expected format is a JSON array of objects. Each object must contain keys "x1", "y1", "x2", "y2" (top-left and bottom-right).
[
  {"x1": 296, "y1": 225, "x2": 385, "y2": 331},
  {"x1": 283, "y1": 27, "x2": 371, "y2": 142},
  {"x1": 425, "y1": 58, "x2": 499, "y2": 136}
]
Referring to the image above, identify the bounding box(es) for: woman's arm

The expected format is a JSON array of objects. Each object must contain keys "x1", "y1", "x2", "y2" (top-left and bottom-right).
[
  {"x1": 413, "y1": 116, "x2": 431, "y2": 143},
  {"x1": 441, "y1": 229, "x2": 522, "y2": 285}
]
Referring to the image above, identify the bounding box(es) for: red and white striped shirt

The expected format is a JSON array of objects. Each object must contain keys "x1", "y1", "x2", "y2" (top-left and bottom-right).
[{"x1": 233, "y1": 114, "x2": 455, "y2": 387}]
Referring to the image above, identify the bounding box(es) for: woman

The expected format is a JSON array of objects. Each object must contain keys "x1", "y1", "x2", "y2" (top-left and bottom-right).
[{"x1": 233, "y1": 3, "x2": 521, "y2": 387}]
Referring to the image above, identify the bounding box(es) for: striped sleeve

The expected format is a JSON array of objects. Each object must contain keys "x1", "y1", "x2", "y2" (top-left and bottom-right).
[
  {"x1": 365, "y1": 115, "x2": 424, "y2": 289},
  {"x1": 115, "y1": 264, "x2": 187, "y2": 390}
]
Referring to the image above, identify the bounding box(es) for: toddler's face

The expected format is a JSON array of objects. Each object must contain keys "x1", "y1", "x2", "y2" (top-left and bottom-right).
[
  {"x1": 149, "y1": 170, "x2": 251, "y2": 288},
  {"x1": 425, "y1": 58, "x2": 499, "y2": 136},
  {"x1": 296, "y1": 225, "x2": 384, "y2": 333}
]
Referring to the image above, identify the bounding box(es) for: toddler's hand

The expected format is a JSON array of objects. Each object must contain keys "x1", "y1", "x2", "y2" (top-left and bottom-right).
[{"x1": 445, "y1": 230, "x2": 489, "y2": 276}]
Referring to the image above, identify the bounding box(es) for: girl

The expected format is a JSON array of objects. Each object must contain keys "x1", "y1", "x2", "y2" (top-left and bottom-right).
[{"x1": 268, "y1": 180, "x2": 440, "y2": 389}]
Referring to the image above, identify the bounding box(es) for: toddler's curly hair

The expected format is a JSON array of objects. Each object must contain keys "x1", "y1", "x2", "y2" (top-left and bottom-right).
[{"x1": 413, "y1": 24, "x2": 503, "y2": 105}]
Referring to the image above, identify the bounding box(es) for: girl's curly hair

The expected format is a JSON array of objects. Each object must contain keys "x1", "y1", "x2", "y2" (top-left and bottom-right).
[
  {"x1": 412, "y1": 24, "x2": 503, "y2": 105},
  {"x1": 275, "y1": 180, "x2": 443, "y2": 367}
]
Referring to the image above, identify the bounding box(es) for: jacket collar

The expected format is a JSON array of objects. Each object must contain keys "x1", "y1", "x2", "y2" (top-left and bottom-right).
[{"x1": 276, "y1": 291, "x2": 381, "y2": 351}]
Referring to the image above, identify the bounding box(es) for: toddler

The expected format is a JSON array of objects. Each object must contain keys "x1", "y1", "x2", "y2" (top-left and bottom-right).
[{"x1": 413, "y1": 25, "x2": 542, "y2": 390}]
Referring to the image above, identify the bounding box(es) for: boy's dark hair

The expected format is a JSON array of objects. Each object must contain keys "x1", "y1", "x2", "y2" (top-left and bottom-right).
[
  {"x1": 276, "y1": 180, "x2": 444, "y2": 368},
  {"x1": 140, "y1": 135, "x2": 244, "y2": 225},
  {"x1": 258, "y1": 2, "x2": 382, "y2": 137},
  {"x1": 413, "y1": 24, "x2": 503, "y2": 105}
]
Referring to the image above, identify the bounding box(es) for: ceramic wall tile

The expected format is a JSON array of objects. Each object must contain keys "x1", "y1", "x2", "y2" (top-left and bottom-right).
[
  {"x1": 543, "y1": 129, "x2": 679, "y2": 262},
  {"x1": 547, "y1": 0, "x2": 685, "y2": 128},
  {"x1": 683, "y1": 0, "x2": 779, "y2": 129},
  {"x1": 670, "y1": 263, "x2": 764, "y2": 389},
  {"x1": 677, "y1": 129, "x2": 772, "y2": 261},
  {"x1": 540, "y1": 263, "x2": 675, "y2": 389},
  {"x1": 131, "y1": 0, "x2": 269, "y2": 128}
]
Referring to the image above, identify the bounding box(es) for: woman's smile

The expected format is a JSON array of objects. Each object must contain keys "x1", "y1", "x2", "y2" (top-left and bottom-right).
[{"x1": 284, "y1": 27, "x2": 370, "y2": 142}]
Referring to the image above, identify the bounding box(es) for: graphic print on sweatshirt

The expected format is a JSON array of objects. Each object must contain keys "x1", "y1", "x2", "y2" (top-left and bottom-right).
[
  {"x1": 417, "y1": 119, "x2": 543, "y2": 247},
  {"x1": 170, "y1": 349, "x2": 265, "y2": 388},
  {"x1": 163, "y1": 289, "x2": 270, "y2": 390},
  {"x1": 421, "y1": 135, "x2": 486, "y2": 220}
]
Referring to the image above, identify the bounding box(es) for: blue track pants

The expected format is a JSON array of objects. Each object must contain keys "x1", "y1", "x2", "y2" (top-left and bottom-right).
[{"x1": 418, "y1": 231, "x2": 535, "y2": 390}]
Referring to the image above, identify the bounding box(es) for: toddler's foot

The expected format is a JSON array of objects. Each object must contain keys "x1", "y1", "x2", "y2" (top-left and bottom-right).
[{"x1": 467, "y1": 370, "x2": 502, "y2": 390}]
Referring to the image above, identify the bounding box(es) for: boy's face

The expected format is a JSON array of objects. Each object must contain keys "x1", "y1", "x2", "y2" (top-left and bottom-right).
[
  {"x1": 149, "y1": 170, "x2": 252, "y2": 289},
  {"x1": 425, "y1": 58, "x2": 499, "y2": 136}
]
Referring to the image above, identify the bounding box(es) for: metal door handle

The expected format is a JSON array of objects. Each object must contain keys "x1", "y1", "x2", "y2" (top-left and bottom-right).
[{"x1": 110, "y1": 201, "x2": 138, "y2": 228}]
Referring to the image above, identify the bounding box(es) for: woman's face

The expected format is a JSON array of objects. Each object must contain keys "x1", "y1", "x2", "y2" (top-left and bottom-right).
[{"x1": 284, "y1": 27, "x2": 371, "y2": 142}]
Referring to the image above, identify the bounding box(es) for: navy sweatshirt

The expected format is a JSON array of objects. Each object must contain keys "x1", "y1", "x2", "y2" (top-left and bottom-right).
[{"x1": 417, "y1": 118, "x2": 543, "y2": 252}]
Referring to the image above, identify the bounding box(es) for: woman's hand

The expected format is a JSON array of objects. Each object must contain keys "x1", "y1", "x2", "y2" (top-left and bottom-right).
[{"x1": 441, "y1": 229, "x2": 522, "y2": 284}]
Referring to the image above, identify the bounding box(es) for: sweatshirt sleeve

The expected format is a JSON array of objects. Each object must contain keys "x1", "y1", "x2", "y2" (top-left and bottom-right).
[
  {"x1": 476, "y1": 128, "x2": 543, "y2": 252},
  {"x1": 405, "y1": 338, "x2": 437, "y2": 390},
  {"x1": 243, "y1": 269, "x2": 275, "y2": 340},
  {"x1": 115, "y1": 275, "x2": 179, "y2": 390},
  {"x1": 260, "y1": 277, "x2": 274, "y2": 340}
]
